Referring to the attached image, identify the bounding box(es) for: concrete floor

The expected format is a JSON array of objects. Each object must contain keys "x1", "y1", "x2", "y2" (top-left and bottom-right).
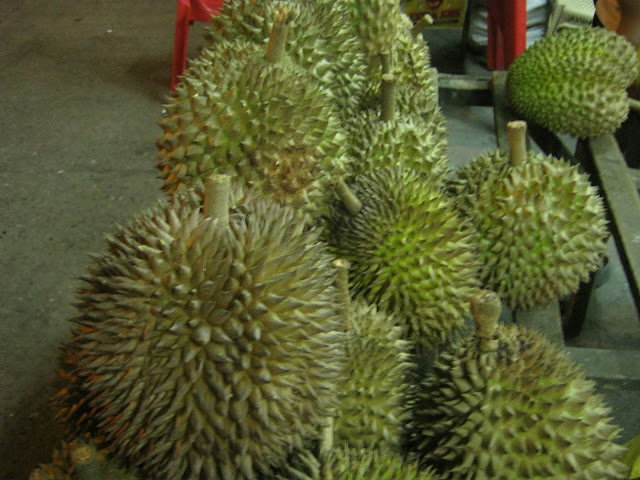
[{"x1": 1, "y1": 2, "x2": 639, "y2": 478}]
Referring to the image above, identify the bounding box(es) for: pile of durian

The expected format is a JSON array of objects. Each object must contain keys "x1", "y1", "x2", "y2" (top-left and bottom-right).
[{"x1": 31, "y1": 2, "x2": 635, "y2": 479}]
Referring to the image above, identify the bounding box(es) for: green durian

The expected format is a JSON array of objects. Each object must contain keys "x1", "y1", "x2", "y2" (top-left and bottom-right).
[
  {"x1": 345, "y1": 72, "x2": 448, "y2": 184},
  {"x1": 329, "y1": 260, "x2": 412, "y2": 450},
  {"x1": 343, "y1": 0, "x2": 405, "y2": 57},
  {"x1": 447, "y1": 121, "x2": 608, "y2": 311},
  {"x1": 58, "y1": 177, "x2": 346, "y2": 480},
  {"x1": 204, "y1": 0, "x2": 367, "y2": 117},
  {"x1": 277, "y1": 447, "x2": 436, "y2": 479},
  {"x1": 359, "y1": 14, "x2": 437, "y2": 112},
  {"x1": 30, "y1": 438, "x2": 140, "y2": 480},
  {"x1": 408, "y1": 290, "x2": 629, "y2": 480},
  {"x1": 324, "y1": 166, "x2": 482, "y2": 350},
  {"x1": 157, "y1": 17, "x2": 348, "y2": 220},
  {"x1": 507, "y1": 26, "x2": 639, "y2": 137}
]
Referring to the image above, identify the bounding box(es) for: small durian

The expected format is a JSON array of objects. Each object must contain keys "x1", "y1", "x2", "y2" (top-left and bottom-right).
[
  {"x1": 507, "y1": 26, "x2": 639, "y2": 137},
  {"x1": 277, "y1": 447, "x2": 436, "y2": 480},
  {"x1": 204, "y1": 0, "x2": 367, "y2": 117},
  {"x1": 408, "y1": 290, "x2": 629, "y2": 480},
  {"x1": 157, "y1": 13, "x2": 348, "y2": 220},
  {"x1": 447, "y1": 121, "x2": 608, "y2": 311},
  {"x1": 331, "y1": 260, "x2": 412, "y2": 451},
  {"x1": 30, "y1": 437, "x2": 141, "y2": 480},
  {"x1": 58, "y1": 176, "x2": 345, "y2": 480},
  {"x1": 324, "y1": 166, "x2": 482, "y2": 350},
  {"x1": 345, "y1": 70, "x2": 448, "y2": 184}
]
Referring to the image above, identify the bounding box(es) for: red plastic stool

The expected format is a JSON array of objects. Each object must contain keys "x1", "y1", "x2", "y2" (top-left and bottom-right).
[
  {"x1": 171, "y1": 0, "x2": 224, "y2": 91},
  {"x1": 486, "y1": 0, "x2": 527, "y2": 70}
]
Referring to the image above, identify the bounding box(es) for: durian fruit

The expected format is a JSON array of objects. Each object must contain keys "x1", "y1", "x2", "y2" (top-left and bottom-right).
[
  {"x1": 30, "y1": 437, "x2": 140, "y2": 480},
  {"x1": 357, "y1": 12, "x2": 438, "y2": 113},
  {"x1": 447, "y1": 121, "x2": 608, "y2": 311},
  {"x1": 331, "y1": 260, "x2": 413, "y2": 451},
  {"x1": 343, "y1": 0, "x2": 405, "y2": 59},
  {"x1": 344, "y1": 68, "x2": 448, "y2": 184},
  {"x1": 324, "y1": 166, "x2": 482, "y2": 350},
  {"x1": 203, "y1": 0, "x2": 367, "y2": 118},
  {"x1": 277, "y1": 447, "x2": 436, "y2": 480},
  {"x1": 157, "y1": 12, "x2": 348, "y2": 220},
  {"x1": 408, "y1": 290, "x2": 629, "y2": 480},
  {"x1": 507, "y1": 26, "x2": 639, "y2": 137},
  {"x1": 58, "y1": 176, "x2": 346, "y2": 480}
]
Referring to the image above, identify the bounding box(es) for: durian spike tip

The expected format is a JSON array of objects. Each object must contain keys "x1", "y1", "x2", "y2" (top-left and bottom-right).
[
  {"x1": 470, "y1": 290, "x2": 501, "y2": 352},
  {"x1": 203, "y1": 174, "x2": 230, "y2": 224},
  {"x1": 507, "y1": 120, "x2": 528, "y2": 166}
]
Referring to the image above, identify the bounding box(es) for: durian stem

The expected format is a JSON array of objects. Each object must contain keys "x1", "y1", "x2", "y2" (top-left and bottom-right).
[
  {"x1": 265, "y1": 9, "x2": 290, "y2": 63},
  {"x1": 320, "y1": 416, "x2": 334, "y2": 455},
  {"x1": 332, "y1": 258, "x2": 351, "y2": 311},
  {"x1": 507, "y1": 120, "x2": 528, "y2": 166},
  {"x1": 630, "y1": 98, "x2": 640, "y2": 112},
  {"x1": 70, "y1": 442, "x2": 104, "y2": 480},
  {"x1": 203, "y1": 174, "x2": 230, "y2": 225},
  {"x1": 411, "y1": 13, "x2": 434, "y2": 37},
  {"x1": 336, "y1": 178, "x2": 363, "y2": 215},
  {"x1": 380, "y1": 53, "x2": 391, "y2": 76},
  {"x1": 381, "y1": 73, "x2": 396, "y2": 122},
  {"x1": 470, "y1": 290, "x2": 502, "y2": 352}
]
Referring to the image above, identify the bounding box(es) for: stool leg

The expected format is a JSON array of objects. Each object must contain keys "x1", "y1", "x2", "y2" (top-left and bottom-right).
[
  {"x1": 171, "y1": 3, "x2": 191, "y2": 91},
  {"x1": 502, "y1": 0, "x2": 527, "y2": 68},
  {"x1": 486, "y1": 0, "x2": 504, "y2": 70}
]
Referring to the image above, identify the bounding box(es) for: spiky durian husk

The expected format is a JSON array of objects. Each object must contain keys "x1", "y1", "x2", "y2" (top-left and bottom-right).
[
  {"x1": 447, "y1": 151, "x2": 608, "y2": 311},
  {"x1": 325, "y1": 167, "x2": 482, "y2": 350},
  {"x1": 58, "y1": 189, "x2": 345, "y2": 480},
  {"x1": 156, "y1": 50, "x2": 348, "y2": 220},
  {"x1": 342, "y1": 0, "x2": 405, "y2": 57},
  {"x1": 277, "y1": 447, "x2": 436, "y2": 479},
  {"x1": 344, "y1": 110, "x2": 448, "y2": 184},
  {"x1": 203, "y1": 0, "x2": 367, "y2": 118},
  {"x1": 408, "y1": 323, "x2": 628, "y2": 479},
  {"x1": 360, "y1": 20, "x2": 437, "y2": 110},
  {"x1": 507, "y1": 26, "x2": 639, "y2": 137},
  {"x1": 30, "y1": 438, "x2": 140, "y2": 480},
  {"x1": 333, "y1": 298, "x2": 412, "y2": 450}
]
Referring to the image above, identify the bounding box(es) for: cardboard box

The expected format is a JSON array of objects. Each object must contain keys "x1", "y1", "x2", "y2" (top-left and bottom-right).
[{"x1": 404, "y1": 0, "x2": 468, "y2": 27}]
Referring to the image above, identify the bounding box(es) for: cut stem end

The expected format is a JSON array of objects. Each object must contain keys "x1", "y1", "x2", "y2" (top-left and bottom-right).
[
  {"x1": 470, "y1": 290, "x2": 502, "y2": 352},
  {"x1": 507, "y1": 120, "x2": 528, "y2": 166}
]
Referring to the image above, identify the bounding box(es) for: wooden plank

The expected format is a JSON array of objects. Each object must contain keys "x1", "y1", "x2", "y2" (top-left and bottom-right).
[
  {"x1": 527, "y1": 123, "x2": 575, "y2": 163},
  {"x1": 437, "y1": 73, "x2": 492, "y2": 107},
  {"x1": 567, "y1": 347, "x2": 640, "y2": 383},
  {"x1": 580, "y1": 135, "x2": 640, "y2": 316},
  {"x1": 513, "y1": 303, "x2": 565, "y2": 347}
]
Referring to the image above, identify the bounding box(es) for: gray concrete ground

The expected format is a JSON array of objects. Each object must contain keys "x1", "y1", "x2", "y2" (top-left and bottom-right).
[{"x1": 1, "y1": 2, "x2": 639, "y2": 478}]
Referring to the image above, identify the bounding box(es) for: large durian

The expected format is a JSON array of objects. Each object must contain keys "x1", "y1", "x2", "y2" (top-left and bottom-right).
[
  {"x1": 58, "y1": 177, "x2": 345, "y2": 480},
  {"x1": 344, "y1": 68, "x2": 448, "y2": 184},
  {"x1": 30, "y1": 438, "x2": 140, "y2": 480},
  {"x1": 330, "y1": 260, "x2": 412, "y2": 451},
  {"x1": 157, "y1": 12, "x2": 348, "y2": 220},
  {"x1": 277, "y1": 447, "x2": 436, "y2": 480},
  {"x1": 203, "y1": 0, "x2": 367, "y2": 118},
  {"x1": 408, "y1": 290, "x2": 629, "y2": 480},
  {"x1": 324, "y1": 166, "x2": 482, "y2": 350},
  {"x1": 507, "y1": 26, "x2": 639, "y2": 137},
  {"x1": 447, "y1": 121, "x2": 608, "y2": 311}
]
